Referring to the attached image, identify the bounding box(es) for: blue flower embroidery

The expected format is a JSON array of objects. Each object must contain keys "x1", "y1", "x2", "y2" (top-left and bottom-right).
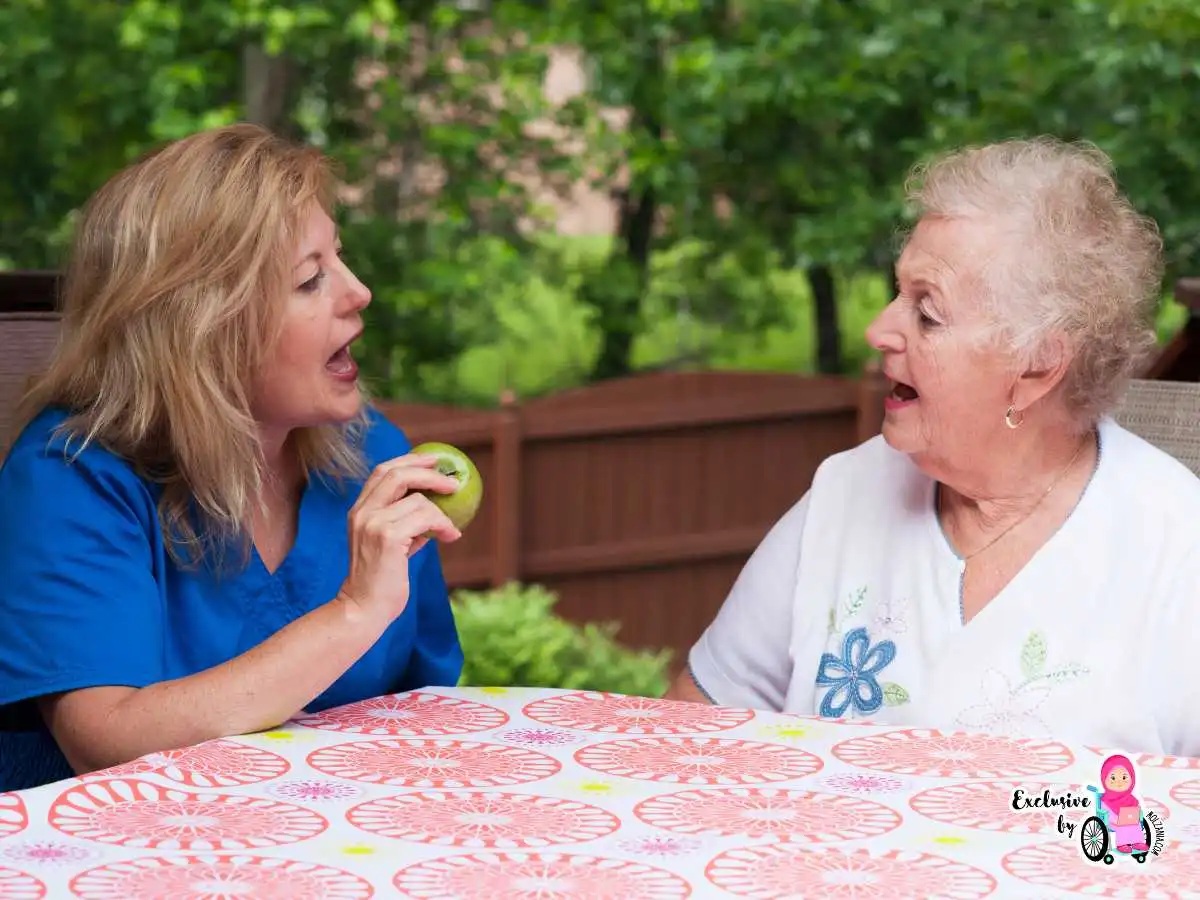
[{"x1": 816, "y1": 627, "x2": 897, "y2": 717}]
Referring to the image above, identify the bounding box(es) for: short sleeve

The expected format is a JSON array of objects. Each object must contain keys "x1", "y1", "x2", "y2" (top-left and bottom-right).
[
  {"x1": 1149, "y1": 545, "x2": 1200, "y2": 758},
  {"x1": 687, "y1": 492, "x2": 809, "y2": 711},
  {"x1": 0, "y1": 427, "x2": 165, "y2": 723},
  {"x1": 405, "y1": 545, "x2": 464, "y2": 688}
]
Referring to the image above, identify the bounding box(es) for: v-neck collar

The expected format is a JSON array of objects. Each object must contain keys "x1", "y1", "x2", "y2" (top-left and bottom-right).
[
  {"x1": 244, "y1": 476, "x2": 318, "y2": 587},
  {"x1": 925, "y1": 419, "x2": 1109, "y2": 627}
]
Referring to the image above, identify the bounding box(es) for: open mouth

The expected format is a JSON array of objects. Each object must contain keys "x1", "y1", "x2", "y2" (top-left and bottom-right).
[
  {"x1": 888, "y1": 380, "x2": 919, "y2": 403},
  {"x1": 326, "y1": 337, "x2": 360, "y2": 378}
]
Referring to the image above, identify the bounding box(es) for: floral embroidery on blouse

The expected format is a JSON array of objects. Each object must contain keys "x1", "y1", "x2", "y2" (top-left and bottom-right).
[
  {"x1": 816, "y1": 626, "x2": 903, "y2": 717},
  {"x1": 820, "y1": 587, "x2": 910, "y2": 716},
  {"x1": 955, "y1": 630, "x2": 1089, "y2": 737},
  {"x1": 871, "y1": 595, "x2": 909, "y2": 636}
]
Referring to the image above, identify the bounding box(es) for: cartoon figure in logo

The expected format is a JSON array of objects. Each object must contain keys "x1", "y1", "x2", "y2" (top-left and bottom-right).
[
  {"x1": 1101, "y1": 755, "x2": 1148, "y2": 852},
  {"x1": 1081, "y1": 754, "x2": 1151, "y2": 864}
]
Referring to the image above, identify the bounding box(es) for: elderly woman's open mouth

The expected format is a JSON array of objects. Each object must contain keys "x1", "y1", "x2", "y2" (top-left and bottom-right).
[{"x1": 886, "y1": 380, "x2": 919, "y2": 409}]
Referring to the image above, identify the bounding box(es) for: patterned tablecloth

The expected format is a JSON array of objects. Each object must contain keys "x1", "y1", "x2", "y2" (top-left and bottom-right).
[{"x1": 2, "y1": 686, "x2": 1199, "y2": 899}]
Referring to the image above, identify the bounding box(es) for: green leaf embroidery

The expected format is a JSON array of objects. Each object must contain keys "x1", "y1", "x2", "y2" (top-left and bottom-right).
[
  {"x1": 1020, "y1": 631, "x2": 1046, "y2": 680},
  {"x1": 882, "y1": 682, "x2": 910, "y2": 706},
  {"x1": 844, "y1": 586, "x2": 868, "y2": 618},
  {"x1": 827, "y1": 607, "x2": 837, "y2": 634}
]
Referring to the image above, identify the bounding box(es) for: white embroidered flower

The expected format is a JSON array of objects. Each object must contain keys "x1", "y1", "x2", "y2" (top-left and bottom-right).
[
  {"x1": 955, "y1": 669, "x2": 1052, "y2": 738},
  {"x1": 871, "y1": 595, "x2": 909, "y2": 636}
]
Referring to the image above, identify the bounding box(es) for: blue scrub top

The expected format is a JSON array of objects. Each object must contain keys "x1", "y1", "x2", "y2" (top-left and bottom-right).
[{"x1": 0, "y1": 405, "x2": 463, "y2": 792}]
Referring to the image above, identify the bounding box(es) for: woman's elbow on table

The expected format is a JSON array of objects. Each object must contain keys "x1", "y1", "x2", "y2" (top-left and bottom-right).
[
  {"x1": 36, "y1": 676, "x2": 293, "y2": 777},
  {"x1": 37, "y1": 686, "x2": 170, "y2": 776},
  {"x1": 664, "y1": 668, "x2": 714, "y2": 705}
]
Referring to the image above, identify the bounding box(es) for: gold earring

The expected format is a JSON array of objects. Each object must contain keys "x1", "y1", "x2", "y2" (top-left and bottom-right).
[{"x1": 1005, "y1": 406, "x2": 1024, "y2": 429}]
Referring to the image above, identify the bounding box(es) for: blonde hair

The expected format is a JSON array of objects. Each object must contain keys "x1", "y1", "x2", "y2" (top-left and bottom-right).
[
  {"x1": 904, "y1": 136, "x2": 1165, "y2": 428},
  {"x1": 12, "y1": 123, "x2": 370, "y2": 566}
]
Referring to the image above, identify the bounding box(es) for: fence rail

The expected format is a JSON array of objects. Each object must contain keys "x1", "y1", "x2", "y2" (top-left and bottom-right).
[{"x1": 381, "y1": 369, "x2": 874, "y2": 659}]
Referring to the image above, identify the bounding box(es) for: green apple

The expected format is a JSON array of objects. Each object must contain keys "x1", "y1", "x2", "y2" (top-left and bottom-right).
[{"x1": 411, "y1": 441, "x2": 483, "y2": 532}]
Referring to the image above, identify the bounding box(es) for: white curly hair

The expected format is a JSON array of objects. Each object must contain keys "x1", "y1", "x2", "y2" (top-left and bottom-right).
[{"x1": 903, "y1": 136, "x2": 1165, "y2": 429}]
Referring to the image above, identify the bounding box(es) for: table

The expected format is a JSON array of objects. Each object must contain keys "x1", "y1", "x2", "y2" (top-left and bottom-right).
[{"x1": 2, "y1": 686, "x2": 1199, "y2": 898}]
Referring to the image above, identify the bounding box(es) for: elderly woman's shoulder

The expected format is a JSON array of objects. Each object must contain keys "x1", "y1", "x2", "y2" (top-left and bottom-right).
[{"x1": 1099, "y1": 418, "x2": 1200, "y2": 518}]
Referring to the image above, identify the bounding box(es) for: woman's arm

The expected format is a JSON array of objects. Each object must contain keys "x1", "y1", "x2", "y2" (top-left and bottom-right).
[
  {"x1": 39, "y1": 593, "x2": 391, "y2": 774},
  {"x1": 0, "y1": 430, "x2": 459, "y2": 777},
  {"x1": 665, "y1": 666, "x2": 715, "y2": 704}
]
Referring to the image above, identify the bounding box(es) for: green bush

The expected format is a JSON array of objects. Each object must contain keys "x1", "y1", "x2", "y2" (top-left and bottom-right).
[{"x1": 451, "y1": 581, "x2": 673, "y2": 697}]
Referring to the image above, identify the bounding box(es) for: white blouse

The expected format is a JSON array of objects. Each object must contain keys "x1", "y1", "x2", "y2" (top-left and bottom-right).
[{"x1": 688, "y1": 417, "x2": 1200, "y2": 759}]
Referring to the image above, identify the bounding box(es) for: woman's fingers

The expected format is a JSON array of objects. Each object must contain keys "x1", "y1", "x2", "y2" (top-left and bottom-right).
[
  {"x1": 383, "y1": 493, "x2": 463, "y2": 546},
  {"x1": 353, "y1": 456, "x2": 460, "y2": 513},
  {"x1": 358, "y1": 493, "x2": 461, "y2": 552},
  {"x1": 353, "y1": 454, "x2": 433, "y2": 510}
]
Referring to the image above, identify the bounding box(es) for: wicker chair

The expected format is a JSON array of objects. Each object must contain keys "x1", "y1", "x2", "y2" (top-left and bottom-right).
[
  {"x1": 1112, "y1": 379, "x2": 1200, "y2": 478},
  {"x1": 0, "y1": 272, "x2": 61, "y2": 454}
]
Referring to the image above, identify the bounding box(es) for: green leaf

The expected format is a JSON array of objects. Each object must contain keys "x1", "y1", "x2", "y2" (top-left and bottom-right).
[
  {"x1": 881, "y1": 683, "x2": 909, "y2": 707},
  {"x1": 845, "y1": 587, "x2": 867, "y2": 618},
  {"x1": 1020, "y1": 632, "x2": 1047, "y2": 681},
  {"x1": 827, "y1": 607, "x2": 837, "y2": 634}
]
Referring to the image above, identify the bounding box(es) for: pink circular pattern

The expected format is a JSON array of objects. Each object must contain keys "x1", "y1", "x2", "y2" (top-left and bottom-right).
[
  {"x1": 68, "y1": 854, "x2": 373, "y2": 899},
  {"x1": 912, "y1": 781, "x2": 1171, "y2": 834},
  {"x1": 1, "y1": 842, "x2": 99, "y2": 867},
  {"x1": 522, "y1": 691, "x2": 754, "y2": 735},
  {"x1": 48, "y1": 779, "x2": 327, "y2": 851},
  {"x1": 1172, "y1": 778, "x2": 1200, "y2": 812},
  {"x1": 267, "y1": 780, "x2": 365, "y2": 804},
  {"x1": 306, "y1": 740, "x2": 560, "y2": 789},
  {"x1": 706, "y1": 845, "x2": 996, "y2": 899},
  {"x1": 94, "y1": 740, "x2": 290, "y2": 788},
  {"x1": 1003, "y1": 840, "x2": 1200, "y2": 897},
  {"x1": 819, "y1": 774, "x2": 909, "y2": 795},
  {"x1": 616, "y1": 835, "x2": 702, "y2": 858},
  {"x1": 832, "y1": 729, "x2": 1073, "y2": 778},
  {"x1": 0, "y1": 867, "x2": 44, "y2": 900},
  {"x1": 0, "y1": 794, "x2": 28, "y2": 840},
  {"x1": 911, "y1": 781, "x2": 1092, "y2": 835},
  {"x1": 497, "y1": 728, "x2": 584, "y2": 748},
  {"x1": 293, "y1": 692, "x2": 508, "y2": 736},
  {"x1": 1087, "y1": 746, "x2": 1200, "y2": 771},
  {"x1": 574, "y1": 738, "x2": 822, "y2": 786},
  {"x1": 634, "y1": 787, "x2": 902, "y2": 842},
  {"x1": 347, "y1": 791, "x2": 621, "y2": 848},
  {"x1": 392, "y1": 852, "x2": 692, "y2": 899}
]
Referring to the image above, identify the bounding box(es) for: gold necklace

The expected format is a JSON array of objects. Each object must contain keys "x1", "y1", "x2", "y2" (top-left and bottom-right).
[{"x1": 941, "y1": 433, "x2": 1093, "y2": 561}]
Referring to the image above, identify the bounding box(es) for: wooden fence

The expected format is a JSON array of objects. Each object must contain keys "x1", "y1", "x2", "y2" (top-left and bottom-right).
[
  {"x1": 382, "y1": 370, "x2": 884, "y2": 662},
  {"x1": 6, "y1": 270, "x2": 1198, "y2": 669}
]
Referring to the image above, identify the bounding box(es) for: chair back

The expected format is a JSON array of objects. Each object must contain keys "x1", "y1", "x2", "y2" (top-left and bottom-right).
[
  {"x1": 1112, "y1": 378, "x2": 1200, "y2": 478},
  {"x1": 0, "y1": 273, "x2": 62, "y2": 454}
]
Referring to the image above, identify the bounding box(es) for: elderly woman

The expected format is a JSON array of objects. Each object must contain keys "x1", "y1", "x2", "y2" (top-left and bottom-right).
[
  {"x1": 0, "y1": 124, "x2": 466, "y2": 791},
  {"x1": 668, "y1": 138, "x2": 1200, "y2": 757}
]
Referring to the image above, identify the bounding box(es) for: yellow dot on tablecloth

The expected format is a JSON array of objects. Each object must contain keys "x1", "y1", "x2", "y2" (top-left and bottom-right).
[
  {"x1": 576, "y1": 780, "x2": 616, "y2": 794},
  {"x1": 341, "y1": 844, "x2": 377, "y2": 856},
  {"x1": 478, "y1": 686, "x2": 509, "y2": 695},
  {"x1": 932, "y1": 835, "x2": 968, "y2": 845},
  {"x1": 261, "y1": 731, "x2": 294, "y2": 741},
  {"x1": 760, "y1": 724, "x2": 817, "y2": 741}
]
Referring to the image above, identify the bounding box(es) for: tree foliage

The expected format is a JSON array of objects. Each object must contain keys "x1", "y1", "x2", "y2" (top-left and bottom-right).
[{"x1": 0, "y1": 0, "x2": 1196, "y2": 398}]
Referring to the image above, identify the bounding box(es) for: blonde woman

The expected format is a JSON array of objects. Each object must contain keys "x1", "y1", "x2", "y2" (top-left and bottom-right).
[
  {"x1": 669, "y1": 138, "x2": 1200, "y2": 757},
  {"x1": 0, "y1": 125, "x2": 465, "y2": 791}
]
